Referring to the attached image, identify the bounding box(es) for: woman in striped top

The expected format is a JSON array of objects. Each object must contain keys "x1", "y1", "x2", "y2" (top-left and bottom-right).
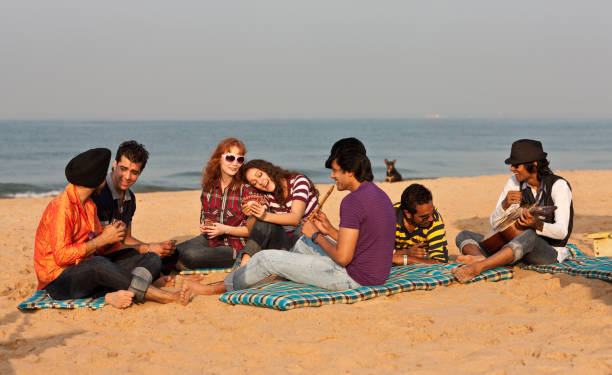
[{"x1": 240, "y1": 159, "x2": 319, "y2": 265}]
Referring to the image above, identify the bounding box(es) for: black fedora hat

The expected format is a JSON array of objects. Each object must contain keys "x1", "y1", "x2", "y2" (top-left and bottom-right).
[{"x1": 504, "y1": 139, "x2": 547, "y2": 165}]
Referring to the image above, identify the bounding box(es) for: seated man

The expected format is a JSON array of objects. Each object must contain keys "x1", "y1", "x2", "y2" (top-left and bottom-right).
[
  {"x1": 393, "y1": 184, "x2": 448, "y2": 265},
  {"x1": 33, "y1": 148, "x2": 191, "y2": 308},
  {"x1": 93, "y1": 140, "x2": 176, "y2": 273},
  {"x1": 185, "y1": 137, "x2": 396, "y2": 295},
  {"x1": 453, "y1": 139, "x2": 573, "y2": 283}
]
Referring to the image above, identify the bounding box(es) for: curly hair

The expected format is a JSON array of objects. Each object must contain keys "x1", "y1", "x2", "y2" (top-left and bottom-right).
[
  {"x1": 240, "y1": 159, "x2": 319, "y2": 207},
  {"x1": 201, "y1": 138, "x2": 246, "y2": 193},
  {"x1": 400, "y1": 184, "x2": 433, "y2": 215},
  {"x1": 115, "y1": 140, "x2": 149, "y2": 171}
]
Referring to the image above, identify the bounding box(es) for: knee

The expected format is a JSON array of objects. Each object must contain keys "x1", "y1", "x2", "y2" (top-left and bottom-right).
[
  {"x1": 141, "y1": 252, "x2": 162, "y2": 276},
  {"x1": 455, "y1": 230, "x2": 477, "y2": 250},
  {"x1": 178, "y1": 248, "x2": 200, "y2": 269}
]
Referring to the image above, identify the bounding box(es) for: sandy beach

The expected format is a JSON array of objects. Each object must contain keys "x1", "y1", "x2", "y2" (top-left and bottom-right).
[{"x1": 1, "y1": 170, "x2": 611, "y2": 374}]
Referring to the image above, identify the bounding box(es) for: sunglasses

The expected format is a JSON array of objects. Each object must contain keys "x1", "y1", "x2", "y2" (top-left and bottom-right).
[{"x1": 222, "y1": 153, "x2": 245, "y2": 164}]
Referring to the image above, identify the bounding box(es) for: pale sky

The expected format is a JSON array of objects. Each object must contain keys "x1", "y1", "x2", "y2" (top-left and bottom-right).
[{"x1": 1, "y1": 0, "x2": 610, "y2": 119}]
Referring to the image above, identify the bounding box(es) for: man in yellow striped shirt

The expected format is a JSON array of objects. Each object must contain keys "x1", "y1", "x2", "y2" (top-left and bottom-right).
[{"x1": 393, "y1": 184, "x2": 448, "y2": 265}]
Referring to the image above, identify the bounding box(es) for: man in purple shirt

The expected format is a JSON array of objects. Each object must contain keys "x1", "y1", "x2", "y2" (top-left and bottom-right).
[{"x1": 185, "y1": 138, "x2": 395, "y2": 295}]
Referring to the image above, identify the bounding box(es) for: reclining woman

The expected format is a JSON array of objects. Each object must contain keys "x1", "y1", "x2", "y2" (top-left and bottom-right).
[
  {"x1": 171, "y1": 138, "x2": 256, "y2": 271},
  {"x1": 239, "y1": 159, "x2": 319, "y2": 266}
]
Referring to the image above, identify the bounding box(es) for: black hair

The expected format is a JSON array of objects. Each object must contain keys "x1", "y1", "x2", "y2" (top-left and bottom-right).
[
  {"x1": 115, "y1": 140, "x2": 149, "y2": 171},
  {"x1": 524, "y1": 159, "x2": 553, "y2": 182},
  {"x1": 330, "y1": 153, "x2": 374, "y2": 182},
  {"x1": 400, "y1": 184, "x2": 432, "y2": 215},
  {"x1": 325, "y1": 137, "x2": 367, "y2": 168}
]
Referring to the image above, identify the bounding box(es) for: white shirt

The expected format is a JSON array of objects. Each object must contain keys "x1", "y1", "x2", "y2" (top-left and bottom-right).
[{"x1": 490, "y1": 175, "x2": 572, "y2": 262}]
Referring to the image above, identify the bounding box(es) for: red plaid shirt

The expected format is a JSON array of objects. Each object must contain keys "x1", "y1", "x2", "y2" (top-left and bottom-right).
[{"x1": 200, "y1": 182, "x2": 255, "y2": 256}]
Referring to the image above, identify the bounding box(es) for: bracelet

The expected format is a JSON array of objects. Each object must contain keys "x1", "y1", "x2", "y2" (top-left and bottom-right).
[
  {"x1": 311, "y1": 231, "x2": 321, "y2": 242},
  {"x1": 403, "y1": 254, "x2": 408, "y2": 266},
  {"x1": 92, "y1": 238, "x2": 98, "y2": 251}
]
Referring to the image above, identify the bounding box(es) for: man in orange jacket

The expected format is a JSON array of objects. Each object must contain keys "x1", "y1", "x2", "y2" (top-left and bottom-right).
[{"x1": 34, "y1": 148, "x2": 191, "y2": 308}]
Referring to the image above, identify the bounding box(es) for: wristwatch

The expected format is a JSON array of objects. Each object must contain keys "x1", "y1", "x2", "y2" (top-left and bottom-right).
[{"x1": 311, "y1": 231, "x2": 321, "y2": 242}]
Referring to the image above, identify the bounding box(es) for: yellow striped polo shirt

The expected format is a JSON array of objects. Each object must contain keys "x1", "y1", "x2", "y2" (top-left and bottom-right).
[{"x1": 394, "y1": 202, "x2": 449, "y2": 263}]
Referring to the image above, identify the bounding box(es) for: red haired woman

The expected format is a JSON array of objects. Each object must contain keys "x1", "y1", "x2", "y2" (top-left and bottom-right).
[{"x1": 174, "y1": 138, "x2": 255, "y2": 269}]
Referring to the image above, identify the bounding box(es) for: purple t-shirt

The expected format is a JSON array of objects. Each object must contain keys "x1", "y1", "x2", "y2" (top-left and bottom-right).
[{"x1": 340, "y1": 181, "x2": 395, "y2": 286}]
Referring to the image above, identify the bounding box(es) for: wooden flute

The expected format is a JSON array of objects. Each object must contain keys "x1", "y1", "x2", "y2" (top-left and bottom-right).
[{"x1": 307, "y1": 185, "x2": 334, "y2": 222}]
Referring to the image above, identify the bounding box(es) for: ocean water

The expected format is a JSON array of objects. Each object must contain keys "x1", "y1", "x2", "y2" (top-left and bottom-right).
[{"x1": 1, "y1": 118, "x2": 610, "y2": 198}]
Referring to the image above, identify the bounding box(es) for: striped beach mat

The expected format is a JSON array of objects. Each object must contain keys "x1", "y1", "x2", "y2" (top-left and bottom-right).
[
  {"x1": 219, "y1": 263, "x2": 513, "y2": 311},
  {"x1": 519, "y1": 244, "x2": 612, "y2": 282},
  {"x1": 18, "y1": 267, "x2": 233, "y2": 311},
  {"x1": 18, "y1": 290, "x2": 106, "y2": 310}
]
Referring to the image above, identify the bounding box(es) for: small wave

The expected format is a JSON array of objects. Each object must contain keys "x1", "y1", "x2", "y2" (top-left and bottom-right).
[
  {"x1": 1, "y1": 190, "x2": 63, "y2": 199},
  {"x1": 0, "y1": 183, "x2": 64, "y2": 199}
]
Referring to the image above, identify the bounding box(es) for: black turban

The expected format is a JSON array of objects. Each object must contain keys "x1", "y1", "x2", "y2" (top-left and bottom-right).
[{"x1": 65, "y1": 148, "x2": 111, "y2": 188}]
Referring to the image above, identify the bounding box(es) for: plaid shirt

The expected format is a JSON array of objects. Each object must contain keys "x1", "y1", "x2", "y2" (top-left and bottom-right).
[{"x1": 200, "y1": 182, "x2": 255, "y2": 256}]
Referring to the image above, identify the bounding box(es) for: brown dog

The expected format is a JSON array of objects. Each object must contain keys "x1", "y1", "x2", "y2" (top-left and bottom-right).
[{"x1": 384, "y1": 158, "x2": 403, "y2": 183}]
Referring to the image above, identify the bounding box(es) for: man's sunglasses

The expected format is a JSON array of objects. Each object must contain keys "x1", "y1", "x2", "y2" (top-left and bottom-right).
[{"x1": 222, "y1": 153, "x2": 245, "y2": 164}]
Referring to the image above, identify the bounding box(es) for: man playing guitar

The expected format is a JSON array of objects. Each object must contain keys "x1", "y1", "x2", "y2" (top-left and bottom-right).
[{"x1": 453, "y1": 139, "x2": 574, "y2": 283}]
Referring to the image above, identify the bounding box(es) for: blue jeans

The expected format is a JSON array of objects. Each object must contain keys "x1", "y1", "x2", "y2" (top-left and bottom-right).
[
  {"x1": 455, "y1": 229, "x2": 559, "y2": 265},
  {"x1": 224, "y1": 236, "x2": 361, "y2": 291}
]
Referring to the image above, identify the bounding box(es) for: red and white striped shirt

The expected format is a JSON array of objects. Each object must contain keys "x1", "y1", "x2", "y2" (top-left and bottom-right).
[{"x1": 265, "y1": 174, "x2": 318, "y2": 233}]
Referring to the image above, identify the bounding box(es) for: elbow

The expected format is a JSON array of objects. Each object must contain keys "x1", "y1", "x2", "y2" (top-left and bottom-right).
[
  {"x1": 53, "y1": 252, "x2": 71, "y2": 267},
  {"x1": 557, "y1": 227, "x2": 568, "y2": 240},
  {"x1": 336, "y1": 254, "x2": 353, "y2": 267}
]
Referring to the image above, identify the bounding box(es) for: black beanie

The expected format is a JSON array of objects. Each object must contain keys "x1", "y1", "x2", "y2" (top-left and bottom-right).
[{"x1": 65, "y1": 148, "x2": 111, "y2": 188}]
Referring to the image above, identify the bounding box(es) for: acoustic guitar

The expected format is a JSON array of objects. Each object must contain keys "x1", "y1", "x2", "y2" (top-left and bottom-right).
[{"x1": 481, "y1": 205, "x2": 556, "y2": 256}]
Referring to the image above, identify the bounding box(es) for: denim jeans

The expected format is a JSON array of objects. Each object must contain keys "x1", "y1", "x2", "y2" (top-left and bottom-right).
[
  {"x1": 224, "y1": 236, "x2": 361, "y2": 291},
  {"x1": 242, "y1": 220, "x2": 301, "y2": 257},
  {"x1": 174, "y1": 235, "x2": 235, "y2": 269},
  {"x1": 45, "y1": 251, "x2": 161, "y2": 301},
  {"x1": 455, "y1": 229, "x2": 558, "y2": 265}
]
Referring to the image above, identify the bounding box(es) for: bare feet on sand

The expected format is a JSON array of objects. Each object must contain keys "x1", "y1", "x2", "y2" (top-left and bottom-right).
[
  {"x1": 105, "y1": 290, "x2": 134, "y2": 309},
  {"x1": 456, "y1": 254, "x2": 486, "y2": 264},
  {"x1": 452, "y1": 264, "x2": 480, "y2": 283},
  {"x1": 186, "y1": 280, "x2": 227, "y2": 296},
  {"x1": 153, "y1": 275, "x2": 174, "y2": 288},
  {"x1": 169, "y1": 284, "x2": 193, "y2": 305}
]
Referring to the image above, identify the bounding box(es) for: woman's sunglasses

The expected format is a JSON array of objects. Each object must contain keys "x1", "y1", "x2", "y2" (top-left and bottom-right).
[{"x1": 222, "y1": 153, "x2": 245, "y2": 164}]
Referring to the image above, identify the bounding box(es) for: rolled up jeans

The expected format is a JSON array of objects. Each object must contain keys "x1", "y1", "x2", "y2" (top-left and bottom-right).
[
  {"x1": 225, "y1": 236, "x2": 361, "y2": 292},
  {"x1": 45, "y1": 252, "x2": 161, "y2": 302},
  {"x1": 455, "y1": 229, "x2": 558, "y2": 265}
]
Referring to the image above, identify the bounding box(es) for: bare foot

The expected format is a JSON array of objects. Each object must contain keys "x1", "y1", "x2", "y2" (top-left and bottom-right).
[
  {"x1": 105, "y1": 290, "x2": 134, "y2": 309},
  {"x1": 153, "y1": 275, "x2": 174, "y2": 288},
  {"x1": 177, "y1": 284, "x2": 192, "y2": 306},
  {"x1": 452, "y1": 264, "x2": 481, "y2": 283},
  {"x1": 189, "y1": 281, "x2": 227, "y2": 296},
  {"x1": 456, "y1": 254, "x2": 486, "y2": 264}
]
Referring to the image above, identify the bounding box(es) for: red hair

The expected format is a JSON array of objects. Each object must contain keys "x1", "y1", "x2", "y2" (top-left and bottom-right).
[{"x1": 202, "y1": 138, "x2": 247, "y2": 192}]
